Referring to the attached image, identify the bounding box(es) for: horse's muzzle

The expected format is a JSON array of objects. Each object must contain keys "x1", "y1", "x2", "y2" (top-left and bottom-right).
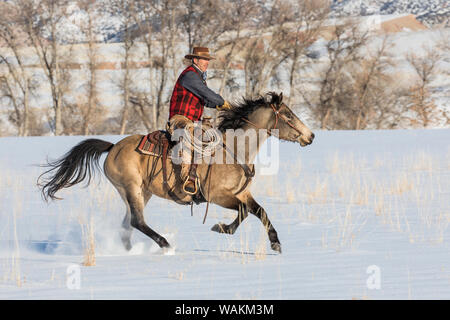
[{"x1": 299, "y1": 132, "x2": 314, "y2": 146}]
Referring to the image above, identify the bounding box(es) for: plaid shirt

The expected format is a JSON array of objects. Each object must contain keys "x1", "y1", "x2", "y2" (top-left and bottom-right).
[{"x1": 169, "y1": 66, "x2": 205, "y2": 121}]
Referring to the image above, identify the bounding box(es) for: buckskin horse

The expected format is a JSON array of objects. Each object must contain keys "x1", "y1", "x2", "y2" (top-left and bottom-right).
[{"x1": 38, "y1": 92, "x2": 314, "y2": 253}]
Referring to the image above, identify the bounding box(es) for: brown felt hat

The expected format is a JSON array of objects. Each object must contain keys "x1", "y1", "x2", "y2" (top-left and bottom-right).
[{"x1": 185, "y1": 47, "x2": 215, "y2": 60}]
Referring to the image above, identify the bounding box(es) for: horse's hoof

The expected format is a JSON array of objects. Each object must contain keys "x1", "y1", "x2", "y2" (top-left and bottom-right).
[
  {"x1": 159, "y1": 238, "x2": 171, "y2": 248},
  {"x1": 271, "y1": 242, "x2": 282, "y2": 253},
  {"x1": 211, "y1": 223, "x2": 227, "y2": 233}
]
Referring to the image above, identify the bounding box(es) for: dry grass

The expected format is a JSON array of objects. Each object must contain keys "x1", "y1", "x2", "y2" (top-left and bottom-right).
[
  {"x1": 389, "y1": 172, "x2": 414, "y2": 195},
  {"x1": 168, "y1": 271, "x2": 185, "y2": 281},
  {"x1": 306, "y1": 177, "x2": 329, "y2": 204},
  {"x1": 254, "y1": 228, "x2": 268, "y2": 260},
  {"x1": 406, "y1": 151, "x2": 434, "y2": 172},
  {"x1": 286, "y1": 150, "x2": 448, "y2": 250},
  {"x1": 11, "y1": 205, "x2": 22, "y2": 287},
  {"x1": 286, "y1": 189, "x2": 296, "y2": 203},
  {"x1": 79, "y1": 216, "x2": 96, "y2": 267}
]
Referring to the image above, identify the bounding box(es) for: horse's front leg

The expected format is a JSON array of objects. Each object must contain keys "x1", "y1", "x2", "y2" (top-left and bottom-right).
[
  {"x1": 211, "y1": 201, "x2": 248, "y2": 234},
  {"x1": 246, "y1": 195, "x2": 281, "y2": 253}
]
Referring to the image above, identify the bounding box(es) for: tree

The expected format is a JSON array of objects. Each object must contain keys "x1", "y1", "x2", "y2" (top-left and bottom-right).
[
  {"x1": 180, "y1": 0, "x2": 226, "y2": 54},
  {"x1": 406, "y1": 48, "x2": 442, "y2": 128},
  {"x1": 0, "y1": 10, "x2": 31, "y2": 135},
  {"x1": 18, "y1": 0, "x2": 72, "y2": 135},
  {"x1": 214, "y1": 0, "x2": 259, "y2": 96},
  {"x1": 285, "y1": 0, "x2": 329, "y2": 106},
  {"x1": 129, "y1": 0, "x2": 184, "y2": 132},
  {"x1": 299, "y1": 19, "x2": 370, "y2": 129},
  {"x1": 78, "y1": 0, "x2": 103, "y2": 135},
  {"x1": 129, "y1": 0, "x2": 158, "y2": 131},
  {"x1": 242, "y1": 0, "x2": 294, "y2": 97},
  {"x1": 108, "y1": 0, "x2": 136, "y2": 135},
  {"x1": 350, "y1": 35, "x2": 397, "y2": 130}
]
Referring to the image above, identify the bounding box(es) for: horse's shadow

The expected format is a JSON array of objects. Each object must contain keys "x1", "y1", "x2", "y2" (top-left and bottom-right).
[
  {"x1": 193, "y1": 249, "x2": 279, "y2": 256},
  {"x1": 22, "y1": 240, "x2": 280, "y2": 257}
]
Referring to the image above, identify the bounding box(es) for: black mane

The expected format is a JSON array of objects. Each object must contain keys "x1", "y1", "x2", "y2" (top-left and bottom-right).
[{"x1": 217, "y1": 92, "x2": 282, "y2": 132}]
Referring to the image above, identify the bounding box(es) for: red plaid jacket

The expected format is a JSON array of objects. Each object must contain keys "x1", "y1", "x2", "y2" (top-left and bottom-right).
[{"x1": 169, "y1": 66, "x2": 205, "y2": 121}]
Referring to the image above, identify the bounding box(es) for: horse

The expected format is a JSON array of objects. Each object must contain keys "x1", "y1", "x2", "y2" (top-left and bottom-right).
[{"x1": 37, "y1": 92, "x2": 314, "y2": 253}]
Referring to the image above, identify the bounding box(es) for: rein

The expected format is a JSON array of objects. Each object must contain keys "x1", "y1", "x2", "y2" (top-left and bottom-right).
[{"x1": 241, "y1": 103, "x2": 303, "y2": 138}]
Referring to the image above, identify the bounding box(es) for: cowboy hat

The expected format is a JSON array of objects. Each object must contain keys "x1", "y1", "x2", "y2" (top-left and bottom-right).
[{"x1": 184, "y1": 47, "x2": 215, "y2": 60}]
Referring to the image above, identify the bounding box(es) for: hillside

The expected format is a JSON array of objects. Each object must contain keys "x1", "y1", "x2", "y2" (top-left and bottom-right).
[
  {"x1": 331, "y1": 0, "x2": 450, "y2": 28},
  {"x1": 2, "y1": 0, "x2": 446, "y2": 44}
]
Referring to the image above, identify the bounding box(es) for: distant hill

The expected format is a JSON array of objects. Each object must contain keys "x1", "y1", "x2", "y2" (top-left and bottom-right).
[{"x1": 330, "y1": 0, "x2": 450, "y2": 28}]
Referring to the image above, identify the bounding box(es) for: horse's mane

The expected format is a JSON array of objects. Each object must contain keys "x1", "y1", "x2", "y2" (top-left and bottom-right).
[{"x1": 217, "y1": 92, "x2": 282, "y2": 132}]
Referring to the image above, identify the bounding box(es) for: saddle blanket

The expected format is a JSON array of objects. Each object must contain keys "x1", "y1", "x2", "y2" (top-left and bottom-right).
[{"x1": 137, "y1": 130, "x2": 172, "y2": 157}]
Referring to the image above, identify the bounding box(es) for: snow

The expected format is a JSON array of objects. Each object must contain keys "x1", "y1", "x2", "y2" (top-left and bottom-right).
[{"x1": 0, "y1": 129, "x2": 449, "y2": 299}]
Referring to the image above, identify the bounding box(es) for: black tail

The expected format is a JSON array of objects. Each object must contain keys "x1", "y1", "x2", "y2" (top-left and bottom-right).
[{"x1": 37, "y1": 139, "x2": 114, "y2": 201}]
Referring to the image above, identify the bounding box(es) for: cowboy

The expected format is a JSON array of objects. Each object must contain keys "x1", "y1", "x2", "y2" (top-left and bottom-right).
[{"x1": 167, "y1": 46, "x2": 231, "y2": 195}]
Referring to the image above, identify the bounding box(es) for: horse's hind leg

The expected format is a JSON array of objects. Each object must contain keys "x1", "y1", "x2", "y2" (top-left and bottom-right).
[
  {"x1": 121, "y1": 205, "x2": 133, "y2": 251},
  {"x1": 118, "y1": 188, "x2": 153, "y2": 251},
  {"x1": 113, "y1": 186, "x2": 133, "y2": 250},
  {"x1": 126, "y1": 187, "x2": 170, "y2": 249}
]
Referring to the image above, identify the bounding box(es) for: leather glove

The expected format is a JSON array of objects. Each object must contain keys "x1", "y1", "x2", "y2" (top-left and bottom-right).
[{"x1": 217, "y1": 100, "x2": 232, "y2": 111}]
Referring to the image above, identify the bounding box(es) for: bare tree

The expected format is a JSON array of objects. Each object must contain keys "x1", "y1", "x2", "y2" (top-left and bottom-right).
[
  {"x1": 129, "y1": 0, "x2": 158, "y2": 130},
  {"x1": 437, "y1": 31, "x2": 450, "y2": 126},
  {"x1": 299, "y1": 19, "x2": 371, "y2": 129},
  {"x1": 78, "y1": 0, "x2": 103, "y2": 135},
  {"x1": 285, "y1": 0, "x2": 329, "y2": 106},
  {"x1": 406, "y1": 48, "x2": 442, "y2": 128},
  {"x1": 0, "y1": 4, "x2": 33, "y2": 136},
  {"x1": 350, "y1": 35, "x2": 397, "y2": 130},
  {"x1": 18, "y1": 0, "x2": 72, "y2": 135},
  {"x1": 243, "y1": 0, "x2": 294, "y2": 97},
  {"x1": 297, "y1": 22, "x2": 443, "y2": 130},
  {"x1": 180, "y1": 0, "x2": 227, "y2": 53},
  {"x1": 215, "y1": 0, "x2": 259, "y2": 96},
  {"x1": 106, "y1": 0, "x2": 136, "y2": 135},
  {"x1": 129, "y1": 0, "x2": 185, "y2": 132}
]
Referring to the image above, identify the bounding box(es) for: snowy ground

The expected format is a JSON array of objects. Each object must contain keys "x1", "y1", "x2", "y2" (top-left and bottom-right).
[{"x1": 0, "y1": 129, "x2": 449, "y2": 299}]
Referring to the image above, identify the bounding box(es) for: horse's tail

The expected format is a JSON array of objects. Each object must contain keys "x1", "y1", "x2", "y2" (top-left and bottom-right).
[{"x1": 38, "y1": 139, "x2": 114, "y2": 202}]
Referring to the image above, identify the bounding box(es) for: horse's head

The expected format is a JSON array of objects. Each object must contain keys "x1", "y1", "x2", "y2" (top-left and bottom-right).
[
  {"x1": 251, "y1": 92, "x2": 315, "y2": 146},
  {"x1": 218, "y1": 92, "x2": 314, "y2": 146}
]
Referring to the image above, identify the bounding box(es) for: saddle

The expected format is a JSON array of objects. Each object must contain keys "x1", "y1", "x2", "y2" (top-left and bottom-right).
[
  {"x1": 137, "y1": 130, "x2": 177, "y2": 194},
  {"x1": 137, "y1": 130, "x2": 203, "y2": 200},
  {"x1": 137, "y1": 130, "x2": 172, "y2": 157},
  {"x1": 137, "y1": 122, "x2": 218, "y2": 197}
]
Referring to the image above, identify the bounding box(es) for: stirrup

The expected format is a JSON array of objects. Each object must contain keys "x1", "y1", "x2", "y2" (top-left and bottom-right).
[{"x1": 183, "y1": 177, "x2": 198, "y2": 195}]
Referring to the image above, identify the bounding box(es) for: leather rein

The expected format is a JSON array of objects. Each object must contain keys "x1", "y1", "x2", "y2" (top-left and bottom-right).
[{"x1": 241, "y1": 103, "x2": 303, "y2": 138}]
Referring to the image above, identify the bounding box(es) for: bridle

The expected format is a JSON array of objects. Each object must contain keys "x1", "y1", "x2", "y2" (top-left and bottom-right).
[{"x1": 241, "y1": 103, "x2": 303, "y2": 138}]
